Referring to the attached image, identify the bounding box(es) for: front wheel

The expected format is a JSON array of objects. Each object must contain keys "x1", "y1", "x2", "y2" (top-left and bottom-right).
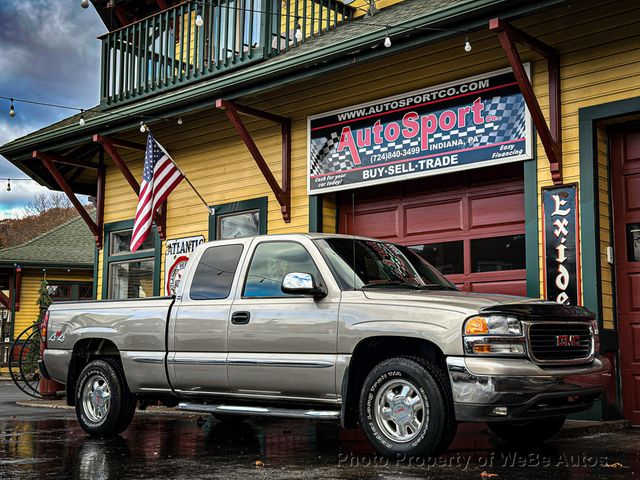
[
  {"x1": 359, "y1": 357, "x2": 457, "y2": 458},
  {"x1": 487, "y1": 416, "x2": 566, "y2": 446},
  {"x1": 75, "y1": 358, "x2": 137, "y2": 436}
]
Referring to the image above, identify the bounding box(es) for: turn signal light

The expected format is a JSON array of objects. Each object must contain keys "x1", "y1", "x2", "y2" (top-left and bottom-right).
[{"x1": 465, "y1": 316, "x2": 489, "y2": 335}]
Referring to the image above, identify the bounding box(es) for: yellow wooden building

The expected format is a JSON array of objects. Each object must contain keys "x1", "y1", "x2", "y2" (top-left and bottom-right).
[
  {"x1": 1, "y1": 0, "x2": 639, "y2": 423},
  {"x1": 0, "y1": 215, "x2": 94, "y2": 370}
]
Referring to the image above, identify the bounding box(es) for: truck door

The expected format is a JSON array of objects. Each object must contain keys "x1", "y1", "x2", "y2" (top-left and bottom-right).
[
  {"x1": 228, "y1": 238, "x2": 340, "y2": 400},
  {"x1": 168, "y1": 242, "x2": 246, "y2": 394}
]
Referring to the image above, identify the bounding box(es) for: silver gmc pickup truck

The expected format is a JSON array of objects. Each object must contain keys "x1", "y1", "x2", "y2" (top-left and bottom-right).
[{"x1": 40, "y1": 234, "x2": 611, "y2": 457}]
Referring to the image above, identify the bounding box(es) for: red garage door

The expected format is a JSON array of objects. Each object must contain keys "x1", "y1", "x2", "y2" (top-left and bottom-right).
[
  {"x1": 338, "y1": 164, "x2": 526, "y2": 296},
  {"x1": 611, "y1": 128, "x2": 640, "y2": 426}
]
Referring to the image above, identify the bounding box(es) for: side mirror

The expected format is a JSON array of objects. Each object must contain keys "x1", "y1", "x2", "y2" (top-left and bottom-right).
[{"x1": 281, "y1": 272, "x2": 327, "y2": 299}]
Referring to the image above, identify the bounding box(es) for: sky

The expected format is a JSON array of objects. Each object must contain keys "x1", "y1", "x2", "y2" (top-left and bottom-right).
[{"x1": 0, "y1": 0, "x2": 105, "y2": 219}]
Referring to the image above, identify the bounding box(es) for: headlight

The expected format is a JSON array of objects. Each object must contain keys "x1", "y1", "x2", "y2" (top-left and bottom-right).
[
  {"x1": 464, "y1": 315, "x2": 522, "y2": 336},
  {"x1": 463, "y1": 314, "x2": 525, "y2": 356}
]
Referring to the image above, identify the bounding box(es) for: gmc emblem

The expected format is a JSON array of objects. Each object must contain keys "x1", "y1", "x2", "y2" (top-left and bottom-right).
[{"x1": 556, "y1": 335, "x2": 580, "y2": 347}]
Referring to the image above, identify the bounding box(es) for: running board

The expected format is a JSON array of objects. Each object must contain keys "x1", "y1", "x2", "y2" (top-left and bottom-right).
[{"x1": 177, "y1": 402, "x2": 341, "y2": 421}]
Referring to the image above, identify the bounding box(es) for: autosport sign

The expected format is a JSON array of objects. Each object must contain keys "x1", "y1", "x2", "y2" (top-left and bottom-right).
[{"x1": 307, "y1": 67, "x2": 532, "y2": 194}]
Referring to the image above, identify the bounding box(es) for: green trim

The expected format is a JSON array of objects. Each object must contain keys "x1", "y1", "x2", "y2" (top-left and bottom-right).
[
  {"x1": 92, "y1": 247, "x2": 99, "y2": 300},
  {"x1": 0, "y1": 0, "x2": 564, "y2": 161},
  {"x1": 45, "y1": 280, "x2": 94, "y2": 302},
  {"x1": 578, "y1": 96, "x2": 640, "y2": 351},
  {"x1": 101, "y1": 220, "x2": 161, "y2": 299},
  {"x1": 0, "y1": 261, "x2": 92, "y2": 269},
  {"x1": 524, "y1": 155, "x2": 539, "y2": 298},
  {"x1": 208, "y1": 197, "x2": 268, "y2": 240},
  {"x1": 308, "y1": 195, "x2": 323, "y2": 233}
]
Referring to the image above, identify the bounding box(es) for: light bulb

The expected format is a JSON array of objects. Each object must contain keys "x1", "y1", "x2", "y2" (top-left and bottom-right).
[
  {"x1": 384, "y1": 35, "x2": 391, "y2": 48},
  {"x1": 140, "y1": 121, "x2": 147, "y2": 133},
  {"x1": 9, "y1": 99, "x2": 15, "y2": 118},
  {"x1": 464, "y1": 35, "x2": 472, "y2": 52},
  {"x1": 79, "y1": 110, "x2": 85, "y2": 126},
  {"x1": 80, "y1": 0, "x2": 90, "y2": 8},
  {"x1": 295, "y1": 26, "x2": 303, "y2": 42},
  {"x1": 177, "y1": 117, "x2": 183, "y2": 125},
  {"x1": 6, "y1": 180, "x2": 11, "y2": 192},
  {"x1": 195, "y1": 14, "x2": 204, "y2": 27}
]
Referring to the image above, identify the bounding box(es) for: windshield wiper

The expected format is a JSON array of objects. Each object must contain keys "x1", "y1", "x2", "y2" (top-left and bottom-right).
[{"x1": 416, "y1": 283, "x2": 457, "y2": 291}]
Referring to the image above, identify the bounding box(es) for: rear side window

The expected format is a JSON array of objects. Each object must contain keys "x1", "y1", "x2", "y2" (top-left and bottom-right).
[{"x1": 190, "y1": 244, "x2": 243, "y2": 300}]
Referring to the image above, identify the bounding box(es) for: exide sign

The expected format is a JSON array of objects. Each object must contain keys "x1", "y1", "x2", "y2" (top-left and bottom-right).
[{"x1": 307, "y1": 67, "x2": 533, "y2": 194}]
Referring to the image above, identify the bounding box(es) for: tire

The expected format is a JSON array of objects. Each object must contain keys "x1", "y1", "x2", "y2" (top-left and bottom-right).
[
  {"x1": 359, "y1": 357, "x2": 457, "y2": 458},
  {"x1": 487, "y1": 415, "x2": 566, "y2": 446},
  {"x1": 75, "y1": 358, "x2": 137, "y2": 436}
]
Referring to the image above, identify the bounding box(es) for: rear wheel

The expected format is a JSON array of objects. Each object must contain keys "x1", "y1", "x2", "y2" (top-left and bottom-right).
[
  {"x1": 75, "y1": 358, "x2": 136, "y2": 436},
  {"x1": 487, "y1": 415, "x2": 566, "y2": 446},
  {"x1": 359, "y1": 357, "x2": 456, "y2": 457}
]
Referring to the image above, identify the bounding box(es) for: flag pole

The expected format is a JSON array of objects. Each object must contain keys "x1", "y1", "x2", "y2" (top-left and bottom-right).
[{"x1": 149, "y1": 128, "x2": 214, "y2": 215}]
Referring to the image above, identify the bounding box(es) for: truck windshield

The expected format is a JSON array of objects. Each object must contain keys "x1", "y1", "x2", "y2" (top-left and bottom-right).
[{"x1": 314, "y1": 238, "x2": 457, "y2": 291}]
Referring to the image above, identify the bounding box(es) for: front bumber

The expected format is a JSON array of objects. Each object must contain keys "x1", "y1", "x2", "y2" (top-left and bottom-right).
[{"x1": 446, "y1": 355, "x2": 611, "y2": 422}]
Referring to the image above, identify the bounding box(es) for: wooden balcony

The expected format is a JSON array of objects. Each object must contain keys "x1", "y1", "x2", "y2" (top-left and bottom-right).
[{"x1": 99, "y1": 0, "x2": 352, "y2": 108}]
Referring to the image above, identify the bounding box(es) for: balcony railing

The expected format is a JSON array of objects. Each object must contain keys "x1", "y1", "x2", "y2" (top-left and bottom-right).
[{"x1": 99, "y1": 0, "x2": 352, "y2": 107}]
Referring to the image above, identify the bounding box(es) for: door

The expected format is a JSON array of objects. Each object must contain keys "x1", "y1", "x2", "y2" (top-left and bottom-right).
[
  {"x1": 338, "y1": 164, "x2": 526, "y2": 295},
  {"x1": 168, "y1": 242, "x2": 246, "y2": 393},
  {"x1": 228, "y1": 238, "x2": 340, "y2": 400},
  {"x1": 611, "y1": 129, "x2": 640, "y2": 426}
]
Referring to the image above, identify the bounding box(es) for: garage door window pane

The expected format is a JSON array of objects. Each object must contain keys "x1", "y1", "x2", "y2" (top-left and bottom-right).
[
  {"x1": 409, "y1": 241, "x2": 463, "y2": 275},
  {"x1": 471, "y1": 235, "x2": 525, "y2": 272},
  {"x1": 190, "y1": 245, "x2": 244, "y2": 300},
  {"x1": 109, "y1": 259, "x2": 155, "y2": 299}
]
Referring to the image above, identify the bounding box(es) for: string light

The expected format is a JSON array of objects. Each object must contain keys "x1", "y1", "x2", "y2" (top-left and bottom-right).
[
  {"x1": 177, "y1": 117, "x2": 183, "y2": 125},
  {"x1": 2, "y1": 177, "x2": 33, "y2": 193},
  {"x1": 9, "y1": 98, "x2": 15, "y2": 118},
  {"x1": 6, "y1": 179, "x2": 10, "y2": 192},
  {"x1": 383, "y1": 27, "x2": 391, "y2": 48},
  {"x1": 140, "y1": 121, "x2": 147, "y2": 133},
  {"x1": 78, "y1": 109, "x2": 86, "y2": 126},
  {"x1": 464, "y1": 34, "x2": 472, "y2": 52},
  {"x1": 295, "y1": 24, "x2": 303, "y2": 42},
  {"x1": 195, "y1": 11, "x2": 204, "y2": 27}
]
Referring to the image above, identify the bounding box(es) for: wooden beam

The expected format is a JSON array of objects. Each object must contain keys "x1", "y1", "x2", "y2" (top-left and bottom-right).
[
  {"x1": 31, "y1": 151, "x2": 97, "y2": 170},
  {"x1": 94, "y1": 135, "x2": 140, "y2": 195},
  {"x1": 14, "y1": 266, "x2": 21, "y2": 312},
  {"x1": 216, "y1": 99, "x2": 291, "y2": 222},
  {"x1": 96, "y1": 135, "x2": 146, "y2": 152},
  {"x1": 35, "y1": 152, "x2": 100, "y2": 242},
  {"x1": 489, "y1": 18, "x2": 562, "y2": 184},
  {"x1": 93, "y1": 135, "x2": 167, "y2": 238},
  {"x1": 0, "y1": 290, "x2": 9, "y2": 310}
]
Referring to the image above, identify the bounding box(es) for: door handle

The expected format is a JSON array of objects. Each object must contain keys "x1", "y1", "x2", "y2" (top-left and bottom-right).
[{"x1": 231, "y1": 311, "x2": 251, "y2": 325}]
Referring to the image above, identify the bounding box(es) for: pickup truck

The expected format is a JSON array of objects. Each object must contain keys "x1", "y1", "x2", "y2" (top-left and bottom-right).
[{"x1": 40, "y1": 234, "x2": 611, "y2": 457}]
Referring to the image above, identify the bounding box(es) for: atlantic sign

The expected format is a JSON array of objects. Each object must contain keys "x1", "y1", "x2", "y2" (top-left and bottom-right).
[{"x1": 307, "y1": 67, "x2": 533, "y2": 194}]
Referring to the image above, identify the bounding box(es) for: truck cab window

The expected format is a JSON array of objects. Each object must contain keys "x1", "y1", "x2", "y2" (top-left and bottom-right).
[
  {"x1": 243, "y1": 242, "x2": 321, "y2": 298},
  {"x1": 190, "y1": 244, "x2": 244, "y2": 300}
]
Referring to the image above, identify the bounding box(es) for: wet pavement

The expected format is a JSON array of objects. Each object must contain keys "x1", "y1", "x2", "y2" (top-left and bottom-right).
[{"x1": 1, "y1": 381, "x2": 638, "y2": 479}]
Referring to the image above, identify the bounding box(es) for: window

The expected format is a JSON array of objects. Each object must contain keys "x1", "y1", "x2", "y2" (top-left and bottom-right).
[
  {"x1": 628, "y1": 223, "x2": 640, "y2": 262},
  {"x1": 103, "y1": 223, "x2": 159, "y2": 300},
  {"x1": 218, "y1": 210, "x2": 260, "y2": 239},
  {"x1": 243, "y1": 242, "x2": 321, "y2": 298},
  {"x1": 209, "y1": 197, "x2": 267, "y2": 240},
  {"x1": 47, "y1": 283, "x2": 94, "y2": 302},
  {"x1": 471, "y1": 234, "x2": 526, "y2": 272},
  {"x1": 190, "y1": 245, "x2": 243, "y2": 300},
  {"x1": 409, "y1": 241, "x2": 464, "y2": 275}
]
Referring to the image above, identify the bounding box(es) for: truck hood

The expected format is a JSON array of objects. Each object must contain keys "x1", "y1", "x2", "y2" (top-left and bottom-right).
[{"x1": 361, "y1": 289, "x2": 594, "y2": 319}]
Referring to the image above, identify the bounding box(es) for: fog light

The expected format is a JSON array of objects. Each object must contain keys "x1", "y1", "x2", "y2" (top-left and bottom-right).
[
  {"x1": 491, "y1": 407, "x2": 508, "y2": 416},
  {"x1": 472, "y1": 343, "x2": 524, "y2": 354}
]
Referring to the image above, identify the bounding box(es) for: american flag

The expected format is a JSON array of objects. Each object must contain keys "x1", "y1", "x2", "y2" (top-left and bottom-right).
[{"x1": 131, "y1": 133, "x2": 184, "y2": 252}]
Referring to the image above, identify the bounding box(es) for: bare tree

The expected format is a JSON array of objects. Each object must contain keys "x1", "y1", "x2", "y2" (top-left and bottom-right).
[{"x1": 23, "y1": 192, "x2": 72, "y2": 217}]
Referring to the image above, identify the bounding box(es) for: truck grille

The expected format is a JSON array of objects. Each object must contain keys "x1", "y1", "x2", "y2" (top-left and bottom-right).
[{"x1": 527, "y1": 322, "x2": 593, "y2": 363}]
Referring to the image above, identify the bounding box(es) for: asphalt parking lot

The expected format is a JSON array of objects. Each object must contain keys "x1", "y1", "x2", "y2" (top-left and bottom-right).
[{"x1": 1, "y1": 382, "x2": 638, "y2": 479}]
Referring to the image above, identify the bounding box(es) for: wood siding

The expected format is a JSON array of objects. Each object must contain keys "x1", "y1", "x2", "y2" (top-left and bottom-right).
[
  {"x1": 96, "y1": 0, "x2": 640, "y2": 319},
  {"x1": 13, "y1": 269, "x2": 93, "y2": 336}
]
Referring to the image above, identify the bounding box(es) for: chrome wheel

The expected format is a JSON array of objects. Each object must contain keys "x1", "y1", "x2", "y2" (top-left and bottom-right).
[
  {"x1": 374, "y1": 379, "x2": 427, "y2": 443},
  {"x1": 82, "y1": 374, "x2": 111, "y2": 423}
]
